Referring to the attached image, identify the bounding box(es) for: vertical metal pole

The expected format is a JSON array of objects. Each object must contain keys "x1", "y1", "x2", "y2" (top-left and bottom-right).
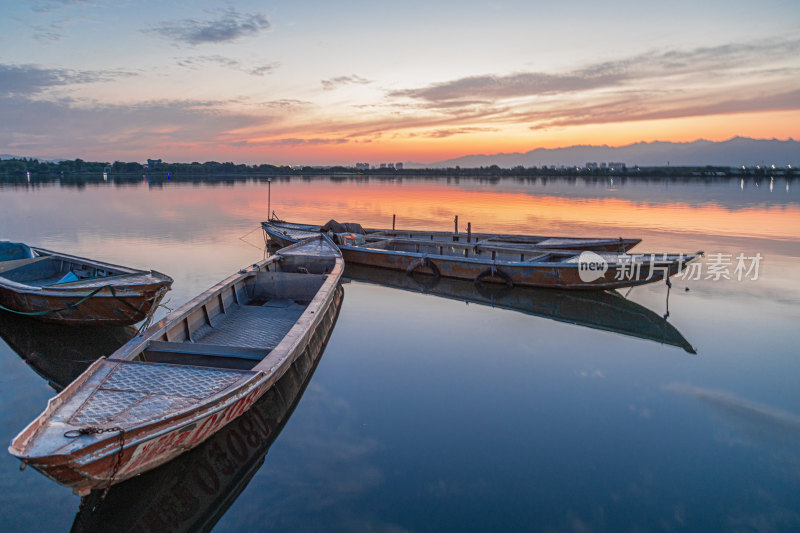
[
  {"x1": 454, "y1": 215, "x2": 458, "y2": 234},
  {"x1": 392, "y1": 214, "x2": 396, "y2": 231},
  {"x1": 267, "y1": 179, "x2": 272, "y2": 220},
  {"x1": 467, "y1": 222, "x2": 471, "y2": 243}
]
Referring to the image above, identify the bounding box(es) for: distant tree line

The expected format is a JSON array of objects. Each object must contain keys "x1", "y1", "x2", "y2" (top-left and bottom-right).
[{"x1": 0, "y1": 157, "x2": 795, "y2": 184}]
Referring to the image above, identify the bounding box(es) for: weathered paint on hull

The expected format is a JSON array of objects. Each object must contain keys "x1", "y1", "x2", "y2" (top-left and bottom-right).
[
  {"x1": 70, "y1": 288, "x2": 343, "y2": 532},
  {"x1": 269, "y1": 220, "x2": 642, "y2": 253},
  {"x1": 339, "y1": 246, "x2": 689, "y2": 290},
  {"x1": 18, "y1": 284, "x2": 343, "y2": 495},
  {"x1": 0, "y1": 283, "x2": 170, "y2": 326},
  {"x1": 262, "y1": 230, "x2": 296, "y2": 249},
  {"x1": 368, "y1": 231, "x2": 641, "y2": 253}
]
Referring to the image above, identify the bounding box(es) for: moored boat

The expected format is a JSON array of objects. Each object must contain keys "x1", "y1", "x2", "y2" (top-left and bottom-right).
[
  {"x1": 0, "y1": 242, "x2": 173, "y2": 326},
  {"x1": 263, "y1": 221, "x2": 700, "y2": 290},
  {"x1": 69, "y1": 291, "x2": 342, "y2": 532},
  {"x1": 9, "y1": 235, "x2": 344, "y2": 495},
  {"x1": 266, "y1": 218, "x2": 641, "y2": 252}
]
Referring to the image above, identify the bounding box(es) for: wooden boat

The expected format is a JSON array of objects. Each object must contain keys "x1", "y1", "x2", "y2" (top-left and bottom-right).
[
  {"x1": 345, "y1": 263, "x2": 696, "y2": 353},
  {"x1": 70, "y1": 292, "x2": 342, "y2": 532},
  {"x1": 9, "y1": 235, "x2": 344, "y2": 495},
  {"x1": 263, "y1": 221, "x2": 700, "y2": 290},
  {"x1": 0, "y1": 242, "x2": 173, "y2": 326},
  {"x1": 266, "y1": 218, "x2": 641, "y2": 252}
]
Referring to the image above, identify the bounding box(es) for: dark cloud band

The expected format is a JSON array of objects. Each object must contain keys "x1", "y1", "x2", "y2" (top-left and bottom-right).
[{"x1": 146, "y1": 9, "x2": 271, "y2": 45}]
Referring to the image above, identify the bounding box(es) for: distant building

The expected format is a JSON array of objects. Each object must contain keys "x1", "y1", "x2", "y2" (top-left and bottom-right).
[
  {"x1": 355, "y1": 162, "x2": 370, "y2": 170},
  {"x1": 146, "y1": 158, "x2": 162, "y2": 169},
  {"x1": 395, "y1": 162, "x2": 403, "y2": 170},
  {"x1": 379, "y1": 163, "x2": 387, "y2": 169},
  {"x1": 586, "y1": 162, "x2": 598, "y2": 169},
  {"x1": 608, "y1": 162, "x2": 626, "y2": 171}
]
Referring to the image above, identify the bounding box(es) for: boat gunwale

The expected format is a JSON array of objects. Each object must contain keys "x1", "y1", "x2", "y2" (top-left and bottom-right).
[
  {"x1": 340, "y1": 239, "x2": 700, "y2": 268},
  {"x1": 9, "y1": 359, "x2": 263, "y2": 462},
  {"x1": 262, "y1": 222, "x2": 637, "y2": 257},
  {"x1": 110, "y1": 235, "x2": 342, "y2": 363},
  {"x1": 269, "y1": 218, "x2": 642, "y2": 248},
  {"x1": 0, "y1": 246, "x2": 173, "y2": 295}
]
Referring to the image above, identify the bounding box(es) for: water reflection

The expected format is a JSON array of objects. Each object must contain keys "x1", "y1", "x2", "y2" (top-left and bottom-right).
[
  {"x1": 666, "y1": 383, "x2": 800, "y2": 454},
  {"x1": 0, "y1": 175, "x2": 798, "y2": 531},
  {"x1": 0, "y1": 311, "x2": 136, "y2": 391},
  {"x1": 344, "y1": 263, "x2": 695, "y2": 353}
]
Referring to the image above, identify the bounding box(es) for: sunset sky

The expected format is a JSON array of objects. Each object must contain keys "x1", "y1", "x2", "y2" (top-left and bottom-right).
[{"x1": 1, "y1": 0, "x2": 798, "y2": 165}]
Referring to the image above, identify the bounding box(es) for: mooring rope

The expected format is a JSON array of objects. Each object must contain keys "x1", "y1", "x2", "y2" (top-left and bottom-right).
[{"x1": 0, "y1": 283, "x2": 117, "y2": 317}]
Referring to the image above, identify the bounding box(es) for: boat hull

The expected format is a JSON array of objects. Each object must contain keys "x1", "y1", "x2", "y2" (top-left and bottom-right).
[
  {"x1": 14, "y1": 284, "x2": 344, "y2": 495},
  {"x1": 339, "y1": 245, "x2": 689, "y2": 290},
  {"x1": 0, "y1": 246, "x2": 173, "y2": 326},
  {"x1": 0, "y1": 280, "x2": 170, "y2": 326},
  {"x1": 269, "y1": 219, "x2": 641, "y2": 252},
  {"x1": 264, "y1": 222, "x2": 695, "y2": 290},
  {"x1": 70, "y1": 286, "x2": 343, "y2": 532}
]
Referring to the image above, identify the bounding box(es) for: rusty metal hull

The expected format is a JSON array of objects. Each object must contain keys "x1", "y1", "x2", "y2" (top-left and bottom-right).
[
  {"x1": 264, "y1": 223, "x2": 698, "y2": 290},
  {"x1": 268, "y1": 219, "x2": 642, "y2": 252},
  {"x1": 339, "y1": 245, "x2": 698, "y2": 290},
  {"x1": 70, "y1": 285, "x2": 343, "y2": 532},
  {"x1": 0, "y1": 246, "x2": 172, "y2": 326},
  {"x1": 0, "y1": 281, "x2": 170, "y2": 326},
  {"x1": 261, "y1": 224, "x2": 297, "y2": 248},
  {"x1": 9, "y1": 236, "x2": 344, "y2": 495}
]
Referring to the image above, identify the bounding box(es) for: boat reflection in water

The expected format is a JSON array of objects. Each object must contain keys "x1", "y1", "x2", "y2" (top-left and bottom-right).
[
  {"x1": 69, "y1": 285, "x2": 343, "y2": 533},
  {"x1": 344, "y1": 263, "x2": 696, "y2": 353},
  {"x1": 0, "y1": 311, "x2": 137, "y2": 391}
]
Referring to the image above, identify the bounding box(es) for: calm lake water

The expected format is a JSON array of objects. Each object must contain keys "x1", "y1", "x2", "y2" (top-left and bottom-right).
[{"x1": 1, "y1": 175, "x2": 799, "y2": 532}]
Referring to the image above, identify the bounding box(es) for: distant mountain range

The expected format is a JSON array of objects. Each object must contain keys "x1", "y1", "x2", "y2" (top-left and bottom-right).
[
  {"x1": 4, "y1": 137, "x2": 798, "y2": 169},
  {"x1": 411, "y1": 137, "x2": 799, "y2": 169}
]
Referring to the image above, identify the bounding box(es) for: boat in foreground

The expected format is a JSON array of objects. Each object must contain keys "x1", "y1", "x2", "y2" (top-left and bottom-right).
[
  {"x1": 0, "y1": 241, "x2": 173, "y2": 326},
  {"x1": 9, "y1": 235, "x2": 344, "y2": 495},
  {"x1": 267, "y1": 218, "x2": 641, "y2": 252},
  {"x1": 70, "y1": 291, "x2": 343, "y2": 533},
  {"x1": 263, "y1": 222, "x2": 700, "y2": 290}
]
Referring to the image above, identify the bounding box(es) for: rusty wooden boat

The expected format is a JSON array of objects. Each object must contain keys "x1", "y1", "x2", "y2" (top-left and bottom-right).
[
  {"x1": 0, "y1": 241, "x2": 172, "y2": 326},
  {"x1": 263, "y1": 222, "x2": 700, "y2": 290},
  {"x1": 266, "y1": 218, "x2": 641, "y2": 252},
  {"x1": 70, "y1": 289, "x2": 342, "y2": 533},
  {"x1": 9, "y1": 235, "x2": 344, "y2": 495}
]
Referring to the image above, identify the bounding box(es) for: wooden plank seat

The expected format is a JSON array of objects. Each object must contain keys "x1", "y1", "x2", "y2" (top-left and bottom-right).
[
  {"x1": 147, "y1": 341, "x2": 270, "y2": 360},
  {"x1": 0, "y1": 256, "x2": 50, "y2": 275},
  {"x1": 143, "y1": 340, "x2": 272, "y2": 370}
]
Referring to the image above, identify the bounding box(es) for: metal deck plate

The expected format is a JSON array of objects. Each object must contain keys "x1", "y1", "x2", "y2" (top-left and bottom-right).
[
  {"x1": 281, "y1": 239, "x2": 336, "y2": 257},
  {"x1": 273, "y1": 227, "x2": 317, "y2": 240},
  {"x1": 194, "y1": 304, "x2": 305, "y2": 349},
  {"x1": 67, "y1": 362, "x2": 250, "y2": 427}
]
